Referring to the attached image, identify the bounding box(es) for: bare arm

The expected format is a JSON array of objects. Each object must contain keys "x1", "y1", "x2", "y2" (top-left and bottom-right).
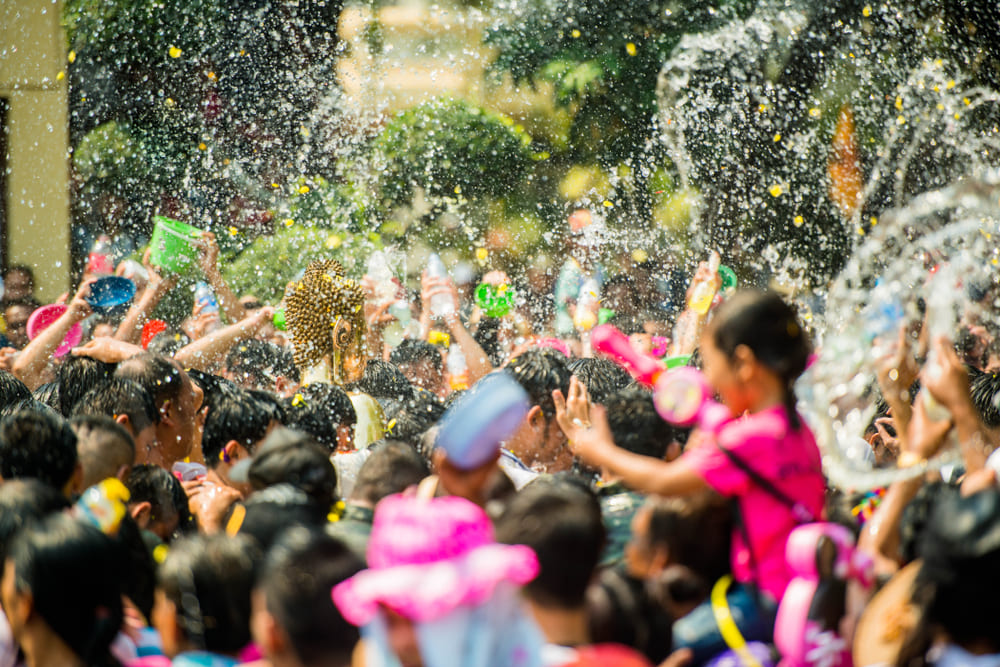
[
  {"x1": 856, "y1": 476, "x2": 922, "y2": 578},
  {"x1": 115, "y1": 250, "x2": 177, "y2": 344},
  {"x1": 12, "y1": 282, "x2": 93, "y2": 390},
  {"x1": 196, "y1": 232, "x2": 246, "y2": 325},
  {"x1": 175, "y1": 307, "x2": 274, "y2": 372},
  {"x1": 554, "y1": 378, "x2": 708, "y2": 497}
]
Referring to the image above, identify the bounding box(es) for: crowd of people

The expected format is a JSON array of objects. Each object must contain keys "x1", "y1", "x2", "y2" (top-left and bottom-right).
[{"x1": 0, "y1": 212, "x2": 998, "y2": 667}]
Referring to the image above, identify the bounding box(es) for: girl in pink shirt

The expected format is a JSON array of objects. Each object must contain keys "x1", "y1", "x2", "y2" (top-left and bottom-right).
[{"x1": 557, "y1": 291, "x2": 824, "y2": 650}]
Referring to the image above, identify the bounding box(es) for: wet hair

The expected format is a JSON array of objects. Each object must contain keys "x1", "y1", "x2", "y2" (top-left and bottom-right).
[
  {"x1": 350, "y1": 439, "x2": 430, "y2": 504},
  {"x1": 0, "y1": 480, "x2": 69, "y2": 563},
  {"x1": 245, "y1": 429, "x2": 338, "y2": 517},
  {"x1": 382, "y1": 387, "x2": 445, "y2": 446},
  {"x1": 389, "y1": 339, "x2": 443, "y2": 372},
  {"x1": 31, "y1": 382, "x2": 61, "y2": 411},
  {"x1": 707, "y1": 290, "x2": 812, "y2": 429},
  {"x1": 505, "y1": 347, "x2": 573, "y2": 420},
  {"x1": 57, "y1": 355, "x2": 115, "y2": 416},
  {"x1": 115, "y1": 353, "x2": 184, "y2": 407},
  {"x1": 604, "y1": 385, "x2": 680, "y2": 459},
  {"x1": 0, "y1": 408, "x2": 78, "y2": 491},
  {"x1": 970, "y1": 370, "x2": 1000, "y2": 428},
  {"x1": 0, "y1": 398, "x2": 58, "y2": 420},
  {"x1": 157, "y1": 534, "x2": 259, "y2": 655},
  {"x1": 70, "y1": 415, "x2": 135, "y2": 489},
  {"x1": 7, "y1": 514, "x2": 124, "y2": 666},
  {"x1": 495, "y1": 477, "x2": 604, "y2": 609},
  {"x1": 234, "y1": 485, "x2": 327, "y2": 552},
  {"x1": 224, "y1": 340, "x2": 297, "y2": 390},
  {"x1": 73, "y1": 377, "x2": 159, "y2": 430},
  {"x1": 126, "y1": 464, "x2": 192, "y2": 538},
  {"x1": 473, "y1": 317, "x2": 504, "y2": 367},
  {"x1": 146, "y1": 331, "x2": 190, "y2": 357},
  {"x1": 567, "y1": 357, "x2": 632, "y2": 405},
  {"x1": 259, "y1": 527, "x2": 363, "y2": 666},
  {"x1": 0, "y1": 369, "x2": 31, "y2": 410},
  {"x1": 588, "y1": 566, "x2": 674, "y2": 663},
  {"x1": 202, "y1": 387, "x2": 277, "y2": 467},
  {"x1": 282, "y1": 383, "x2": 356, "y2": 453},
  {"x1": 357, "y1": 359, "x2": 414, "y2": 403}
]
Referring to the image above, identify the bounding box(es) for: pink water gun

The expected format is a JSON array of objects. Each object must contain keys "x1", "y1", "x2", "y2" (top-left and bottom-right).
[
  {"x1": 773, "y1": 523, "x2": 873, "y2": 667},
  {"x1": 591, "y1": 324, "x2": 730, "y2": 431}
]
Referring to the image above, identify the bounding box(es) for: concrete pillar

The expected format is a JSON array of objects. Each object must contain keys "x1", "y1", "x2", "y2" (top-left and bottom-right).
[{"x1": 0, "y1": 0, "x2": 71, "y2": 302}]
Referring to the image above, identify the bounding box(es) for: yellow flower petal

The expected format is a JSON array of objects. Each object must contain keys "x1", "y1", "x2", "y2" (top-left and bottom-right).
[
  {"x1": 168, "y1": 45, "x2": 182, "y2": 59},
  {"x1": 625, "y1": 42, "x2": 637, "y2": 56}
]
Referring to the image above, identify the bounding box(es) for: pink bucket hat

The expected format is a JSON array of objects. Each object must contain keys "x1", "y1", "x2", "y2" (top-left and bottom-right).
[{"x1": 332, "y1": 494, "x2": 538, "y2": 625}]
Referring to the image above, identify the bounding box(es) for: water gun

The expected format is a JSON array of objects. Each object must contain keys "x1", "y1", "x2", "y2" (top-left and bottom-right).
[{"x1": 591, "y1": 324, "x2": 729, "y2": 431}]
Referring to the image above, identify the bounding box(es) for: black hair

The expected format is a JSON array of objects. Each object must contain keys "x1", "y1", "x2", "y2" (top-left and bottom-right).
[
  {"x1": 126, "y1": 463, "x2": 192, "y2": 538},
  {"x1": 246, "y1": 429, "x2": 339, "y2": 519},
  {"x1": 604, "y1": 385, "x2": 681, "y2": 459},
  {"x1": 202, "y1": 387, "x2": 277, "y2": 467},
  {"x1": 644, "y1": 493, "x2": 732, "y2": 584},
  {"x1": 234, "y1": 486, "x2": 327, "y2": 552},
  {"x1": 70, "y1": 415, "x2": 136, "y2": 489},
  {"x1": 389, "y1": 339, "x2": 443, "y2": 372},
  {"x1": 282, "y1": 383, "x2": 356, "y2": 453},
  {"x1": 156, "y1": 534, "x2": 259, "y2": 656},
  {"x1": 260, "y1": 528, "x2": 363, "y2": 666},
  {"x1": 707, "y1": 290, "x2": 812, "y2": 429},
  {"x1": 0, "y1": 479, "x2": 70, "y2": 563},
  {"x1": 494, "y1": 477, "x2": 604, "y2": 609},
  {"x1": 350, "y1": 439, "x2": 430, "y2": 504},
  {"x1": 473, "y1": 317, "x2": 504, "y2": 367},
  {"x1": 8, "y1": 514, "x2": 123, "y2": 666},
  {"x1": 970, "y1": 371, "x2": 1000, "y2": 428},
  {"x1": 567, "y1": 357, "x2": 632, "y2": 405},
  {"x1": 0, "y1": 398, "x2": 58, "y2": 420},
  {"x1": 0, "y1": 369, "x2": 31, "y2": 410},
  {"x1": 897, "y1": 487, "x2": 1000, "y2": 664},
  {"x1": 224, "y1": 340, "x2": 297, "y2": 390},
  {"x1": 588, "y1": 566, "x2": 674, "y2": 664},
  {"x1": 57, "y1": 355, "x2": 115, "y2": 416},
  {"x1": 115, "y1": 353, "x2": 184, "y2": 407},
  {"x1": 146, "y1": 331, "x2": 189, "y2": 357},
  {"x1": 0, "y1": 408, "x2": 78, "y2": 491},
  {"x1": 116, "y1": 513, "x2": 158, "y2": 623},
  {"x1": 74, "y1": 377, "x2": 159, "y2": 429},
  {"x1": 357, "y1": 359, "x2": 414, "y2": 402},
  {"x1": 382, "y1": 387, "x2": 445, "y2": 447},
  {"x1": 31, "y1": 382, "x2": 61, "y2": 411},
  {"x1": 505, "y1": 347, "x2": 573, "y2": 420}
]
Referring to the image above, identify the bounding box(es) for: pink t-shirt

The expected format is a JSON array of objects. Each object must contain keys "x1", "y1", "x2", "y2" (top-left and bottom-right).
[{"x1": 682, "y1": 405, "x2": 825, "y2": 601}]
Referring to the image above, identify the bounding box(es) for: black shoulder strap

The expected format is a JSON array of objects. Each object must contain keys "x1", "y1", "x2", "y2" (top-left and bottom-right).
[{"x1": 714, "y1": 441, "x2": 815, "y2": 524}]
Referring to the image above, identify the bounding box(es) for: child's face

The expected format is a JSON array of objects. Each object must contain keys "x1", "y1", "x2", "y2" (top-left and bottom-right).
[{"x1": 699, "y1": 332, "x2": 753, "y2": 416}]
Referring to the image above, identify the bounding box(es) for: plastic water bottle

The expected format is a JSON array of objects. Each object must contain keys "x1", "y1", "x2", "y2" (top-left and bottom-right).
[
  {"x1": 448, "y1": 344, "x2": 469, "y2": 391},
  {"x1": 194, "y1": 281, "x2": 219, "y2": 315},
  {"x1": 87, "y1": 235, "x2": 115, "y2": 275},
  {"x1": 687, "y1": 251, "x2": 721, "y2": 315},
  {"x1": 427, "y1": 253, "x2": 455, "y2": 319},
  {"x1": 74, "y1": 478, "x2": 130, "y2": 535},
  {"x1": 367, "y1": 251, "x2": 397, "y2": 304},
  {"x1": 574, "y1": 278, "x2": 600, "y2": 331}
]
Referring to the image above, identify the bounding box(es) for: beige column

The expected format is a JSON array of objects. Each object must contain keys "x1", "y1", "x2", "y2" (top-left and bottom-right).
[{"x1": 0, "y1": 0, "x2": 71, "y2": 302}]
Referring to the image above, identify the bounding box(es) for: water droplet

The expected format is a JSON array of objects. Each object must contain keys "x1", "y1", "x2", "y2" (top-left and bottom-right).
[
  {"x1": 168, "y1": 46, "x2": 182, "y2": 59},
  {"x1": 793, "y1": 215, "x2": 804, "y2": 227},
  {"x1": 769, "y1": 184, "x2": 783, "y2": 197}
]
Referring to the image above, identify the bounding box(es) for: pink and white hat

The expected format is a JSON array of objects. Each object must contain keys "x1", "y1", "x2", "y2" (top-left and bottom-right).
[{"x1": 332, "y1": 494, "x2": 538, "y2": 625}]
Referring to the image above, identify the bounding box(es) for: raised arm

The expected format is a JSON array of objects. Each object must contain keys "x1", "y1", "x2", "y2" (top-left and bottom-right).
[
  {"x1": 175, "y1": 307, "x2": 274, "y2": 372},
  {"x1": 196, "y1": 232, "x2": 245, "y2": 325},
  {"x1": 12, "y1": 282, "x2": 93, "y2": 390},
  {"x1": 115, "y1": 249, "x2": 177, "y2": 344}
]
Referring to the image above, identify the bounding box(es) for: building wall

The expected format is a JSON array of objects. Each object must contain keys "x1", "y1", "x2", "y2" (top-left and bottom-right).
[{"x1": 0, "y1": 0, "x2": 71, "y2": 302}]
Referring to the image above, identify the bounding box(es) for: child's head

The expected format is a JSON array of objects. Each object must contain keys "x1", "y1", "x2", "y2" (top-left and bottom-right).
[
  {"x1": 702, "y1": 290, "x2": 812, "y2": 423},
  {"x1": 153, "y1": 534, "x2": 259, "y2": 658}
]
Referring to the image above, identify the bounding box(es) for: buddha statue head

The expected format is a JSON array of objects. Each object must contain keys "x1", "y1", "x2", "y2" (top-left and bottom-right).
[{"x1": 285, "y1": 259, "x2": 367, "y2": 385}]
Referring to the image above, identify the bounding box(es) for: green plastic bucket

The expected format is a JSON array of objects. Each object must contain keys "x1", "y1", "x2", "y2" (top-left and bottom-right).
[{"x1": 150, "y1": 216, "x2": 204, "y2": 274}]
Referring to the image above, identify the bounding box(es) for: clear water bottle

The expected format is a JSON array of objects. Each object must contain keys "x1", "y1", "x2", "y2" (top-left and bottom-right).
[
  {"x1": 687, "y1": 251, "x2": 721, "y2": 315},
  {"x1": 427, "y1": 253, "x2": 455, "y2": 319},
  {"x1": 447, "y1": 343, "x2": 468, "y2": 391},
  {"x1": 574, "y1": 278, "x2": 600, "y2": 331},
  {"x1": 87, "y1": 234, "x2": 115, "y2": 275},
  {"x1": 194, "y1": 281, "x2": 219, "y2": 315}
]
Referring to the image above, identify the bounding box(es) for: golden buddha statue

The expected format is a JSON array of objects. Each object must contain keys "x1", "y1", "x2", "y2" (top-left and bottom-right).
[{"x1": 285, "y1": 259, "x2": 383, "y2": 447}]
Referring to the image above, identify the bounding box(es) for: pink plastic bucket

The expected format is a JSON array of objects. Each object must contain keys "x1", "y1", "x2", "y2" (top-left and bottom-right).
[{"x1": 26, "y1": 304, "x2": 83, "y2": 357}]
